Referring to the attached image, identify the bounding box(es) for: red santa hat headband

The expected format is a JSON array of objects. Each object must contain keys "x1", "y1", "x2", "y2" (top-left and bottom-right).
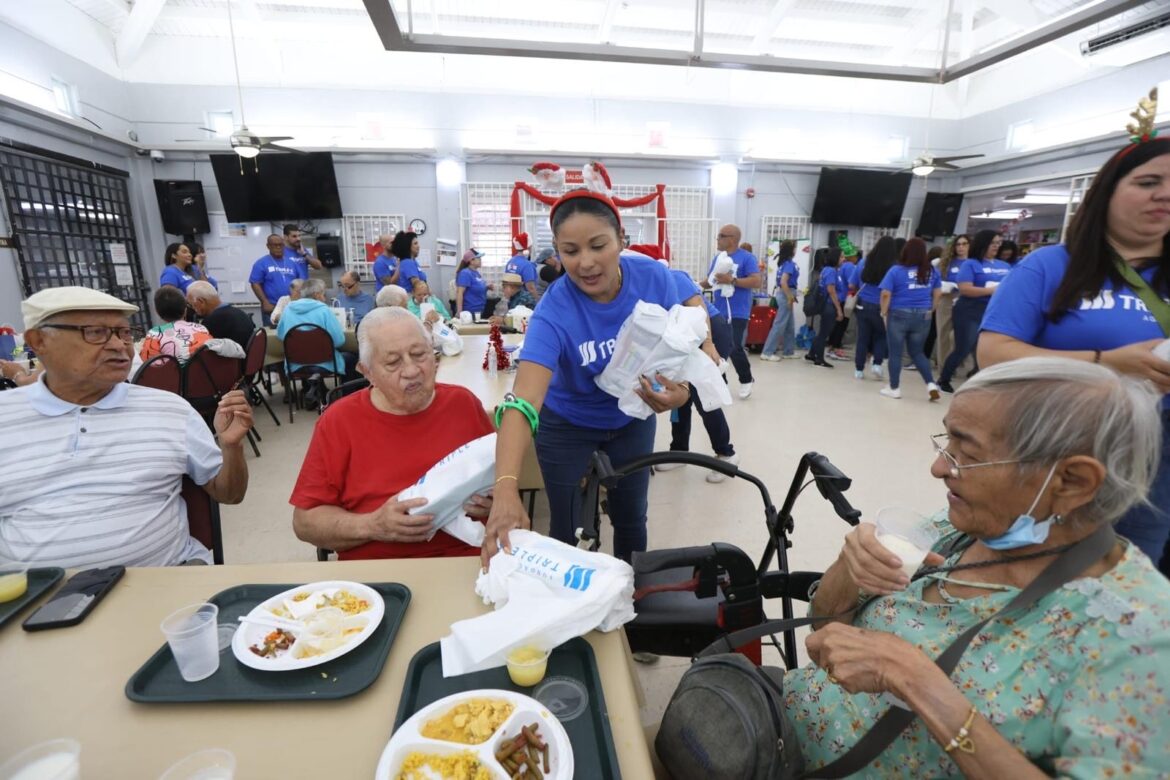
[{"x1": 548, "y1": 162, "x2": 621, "y2": 230}]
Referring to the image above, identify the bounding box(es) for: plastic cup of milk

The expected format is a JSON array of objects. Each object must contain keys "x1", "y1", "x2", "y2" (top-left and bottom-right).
[
  {"x1": 159, "y1": 748, "x2": 236, "y2": 780},
  {"x1": 874, "y1": 507, "x2": 940, "y2": 579},
  {"x1": 0, "y1": 738, "x2": 80, "y2": 780}
]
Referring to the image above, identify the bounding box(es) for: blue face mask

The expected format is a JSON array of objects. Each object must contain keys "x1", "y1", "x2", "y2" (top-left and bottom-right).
[{"x1": 983, "y1": 464, "x2": 1059, "y2": 551}]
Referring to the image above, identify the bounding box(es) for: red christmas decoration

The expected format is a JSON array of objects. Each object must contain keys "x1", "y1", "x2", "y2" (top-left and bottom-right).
[{"x1": 483, "y1": 323, "x2": 511, "y2": 372}]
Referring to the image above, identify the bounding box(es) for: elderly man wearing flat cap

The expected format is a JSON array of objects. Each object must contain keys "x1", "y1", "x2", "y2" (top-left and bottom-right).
[
  {"x1": 0, "y1": 287, "x2": 252, "y2": 569},
  {"x1": 489, "y1": 273, "x2": 537, "y2": 325}
]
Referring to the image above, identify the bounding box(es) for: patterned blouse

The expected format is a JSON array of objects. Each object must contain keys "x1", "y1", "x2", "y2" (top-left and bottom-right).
[{"x1": 784, "y1": 516, "x2": 1170, "y2": 778}]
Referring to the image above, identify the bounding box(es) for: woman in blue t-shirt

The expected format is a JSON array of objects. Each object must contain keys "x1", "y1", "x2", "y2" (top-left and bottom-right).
[
  {"x1": 938, "y1": 230, "x2": 1011, "y2": 392},
  {"x1": 761, "y1": 240, "x2": 800, "y2": 360},
  {"x1": 483, "y1": 191, "x2": 690, "y2": 567},
  {"x1": 980, "y1": 136, "x2": 1170, "y2": 575},
  {"x1": 850, "y1": 236, "x2": 897, "y2": 379},
  {"x1": 159, "y1": 242, "x2": 197, "y2": 293},
  {"x1": 931, "y1": 234, "x2": 970, "y2": 367},
  {"x1": 391, "y1": 231, "x2": 426, "y2": 292},
  {"x1": 455, "y1": 248, "x2": 492, "y2": 319},
  {"x1": 878, "y1": 238, "x2": 942, "y2": 400},
  {"x1": 805, "y1": 247, "x2": 844, "y2": 367}
]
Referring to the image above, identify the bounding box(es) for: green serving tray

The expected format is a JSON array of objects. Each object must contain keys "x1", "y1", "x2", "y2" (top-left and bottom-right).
[
  {"x1": 125, "y1": 581, "x2": 410, "y2": 703},
  {"x1": 0, "y1": 567, "x2": 64, "y2": 629},
  {"x1": 394, "y1": 637, "x2": 621, "y2": 779}
]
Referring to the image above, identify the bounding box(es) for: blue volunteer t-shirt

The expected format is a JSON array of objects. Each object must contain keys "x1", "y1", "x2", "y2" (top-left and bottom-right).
[
  {"x1": 505, "y1": 255, "x2": 537, "y2": 287},
  {"x1": 775, "y1": 260, "x2": 799, "y2": 299},
  {"x1": 372, "y1": 254, "x2": 397, "y2": 291},
  {"x1": 398, "y1": 258, "x2": 427, "y2": 291},
  {"x1": 819, "y1": 266, "x2": 839, "y2": 297},
  {"x1": 671, "y1": 268, "x2": 718, "y2": 318},
  {"x1": 708, "y1": 248, "x2": 759, "y2": 320},
  {"x1": 879, "y1": 265, "x2": 941, "y2": 309},
  {"x1": 521, "y1": 255, "x2": 681, "y2": 429},
  {"x1": 457, "y1": 268, "x2": 488, "y2": 315},
  {"x1": 248, "y1": 254, "x2": 306, "y2": 303},
  {"x1": 282, "y1": 247, "x2": 312, "y2": 275},
  {"x1": 838, "y1": 261, "x2": 856, "y2": 299},
  {"x1": 956, "y1": 258, "x2": 1013, "y2": 295},
  {"x1": 852, "y1": 259, "x2": 882, "y2": 305},
  {"x1": 159, "y1": 265, "x2": 195, "y2": 293}
]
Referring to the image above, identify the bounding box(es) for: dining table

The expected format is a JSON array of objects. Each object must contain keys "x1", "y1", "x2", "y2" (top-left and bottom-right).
[
  {"x1": 263, "y1": 326, "x2": 359, "y2": 364},
  {"x1": 0, "y1": 558, "x2": 653, "y2": 778}
]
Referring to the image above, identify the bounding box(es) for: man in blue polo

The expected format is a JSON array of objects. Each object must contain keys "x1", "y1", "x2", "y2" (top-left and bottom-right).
[
  {"x1": 372, "y1": 233, "x2": 399, "y2": 291},
  {"x1": 250, "y1": 233, "x2": 307, "y2": 326},
  {"x1": 701, "y1": 224, "x2": 759, "y2": 399},
  {"x1": 504, "y1": 232, "x2": 538, "y2": 298},
  {"x1": 283, "y1": 225, "x2": 323, "y2": 276}
]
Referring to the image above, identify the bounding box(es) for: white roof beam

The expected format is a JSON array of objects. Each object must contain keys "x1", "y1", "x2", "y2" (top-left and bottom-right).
[
  {"x1": 749, "y1": 0, "x2": 797, "y2": 54},
  {"x1": 599, "y1": 0, "x2": 621, "y2": 43},
  {"x1": 115, "y1": 0, "x2": 166, "y2": 67}
]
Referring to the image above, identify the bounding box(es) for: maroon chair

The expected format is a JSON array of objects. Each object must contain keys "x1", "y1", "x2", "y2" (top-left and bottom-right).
[
  {"x1": 183, "y1": 348, "x2": 258, "y2": 456},
  {"x1": 181, "y1": 476, "x2": 223, "y2": 565},
  {"x1": 282, "y1": 324, "x2": 343, "y2": 423},
  {"x1": 131, "y1": 354, "x2": 182, "y2": 395},
  {"x1": 242, "y1": 329, "x2": 280, "y2": 427}
]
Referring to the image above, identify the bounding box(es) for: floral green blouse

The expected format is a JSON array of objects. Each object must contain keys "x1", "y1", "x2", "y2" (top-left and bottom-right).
[{"x1": 784, "y1": 518, "x2": 1170, "y2": 778}]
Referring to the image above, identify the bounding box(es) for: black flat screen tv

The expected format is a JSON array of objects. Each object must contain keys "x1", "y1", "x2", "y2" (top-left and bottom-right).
[
  {"x1": 209, "y1": 152, "x2": 343, "y2": 222},
  {"x1": 810, "y1": 167, "x2": 913, "y2": 228}
]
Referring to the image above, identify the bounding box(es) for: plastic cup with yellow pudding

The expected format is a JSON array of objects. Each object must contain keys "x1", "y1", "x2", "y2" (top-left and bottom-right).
[
  {"x1": 0, "y1": 569, "x2": 29, "y2": 603},
  {"x1": 505, "y1": 646, "x2": 550, "y2": 687}
]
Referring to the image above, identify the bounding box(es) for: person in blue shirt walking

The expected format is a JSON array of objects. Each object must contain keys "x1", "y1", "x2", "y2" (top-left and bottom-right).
[
  {"x1": 159, "y1": 242, "x2": 197, "y2": 294},
  {"x1": 878, "y1": 238, "x2": 942, "y2": 400},
  {"x1": 282, "y1": 225, "x2": 323, "y2": 275},
  {"x1": 850, "y1": 236, "x2": 898, "y2": 380},
  {"x1": 701, "y1": 224, "x2": 759, "y2": 398},
  {"x1": 979, "y1": 130, "x2": 1170, "y2": 575},
  {"x1": 827, "y1": 252, "x2": 857, "y2": 360},
  {"x1": 372, "y1": 233, "x2": 400, "y2": 291},
  {"x1": 391, "y1": 232, "x2": 427, "y2": 292},
  {"x1": 806, "y1": 247, "x2": 844, "y2": 368},
  {"x1": 938, "y1": 230, "x2": 1011, "y2": 392},
  {"x1": 249, "y1": 233, "x2": 307, "y2": 327},
  {"x1": 761, "y1": 240, "x2": 801, "y2": 361},
  {"x1": 482, "y1": 189, "x2": 690, "y2": 567},
  {"x1": 455, "y1": 248, "x2": 492, "y2": 319},
  {"x1": 505, "y1": 233, "x2": 539, "y2": 298}
]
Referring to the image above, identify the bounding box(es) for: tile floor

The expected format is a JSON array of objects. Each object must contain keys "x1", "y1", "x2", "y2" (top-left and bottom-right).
[{"x1": 222, "y1": 351, "x2": 953, "y2": 733}]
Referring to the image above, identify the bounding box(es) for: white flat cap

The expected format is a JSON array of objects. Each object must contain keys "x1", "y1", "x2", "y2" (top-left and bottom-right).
[{"x1": 22, "y1": 286, "x2": 139, "y2": 330}]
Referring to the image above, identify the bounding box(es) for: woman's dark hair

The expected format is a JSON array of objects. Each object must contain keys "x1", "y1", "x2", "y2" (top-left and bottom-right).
[
  {"x1": 860, "y1": 236, "x2": 898, "y2": 285},
  {"x1": 539, "y1": 263, "x2": 563, "y2": 284},
  {"x1": 390, "y1": 231, "x2": 418, "y2": 260},
  {"x1": 549, "y1": 195, "x2": 621, "y2": 237},
  {"x1": 1051, "y1": 139, "x2": 1170, "y2": 320},
  {"x1": 153, "y1": 286, "x2": 188, "y2": 322},
  {"x1": 997, "y1": 239, "x2": 1019, "y2": 264},
  {"x1": 969, "y1": 230, "x2": 1001, "y2": 262},
  {"x1": 899, "y1": 237, "x2": 931, "y2": 284},
  {"x1": 823, "y1": 247, "x2": 841, "y2": 268},
  {"x1": 811, "y1": 247, "x2": 827, "y2": 274},
  {"x1": 164, "y1": 242, "x2": 191, "y2": 266},
  {"x1": 777, "y1": 240, "x2": 795, "y2": 262},
  {"x1": 191, "y1": 243, "x2": 205, "y2": 257},
  {"x1": 457, "y1": 255, "x2": 475, "y2": 273},
  {"x1": 893, "y1": 237, "x2": 907, "y2": 255}
]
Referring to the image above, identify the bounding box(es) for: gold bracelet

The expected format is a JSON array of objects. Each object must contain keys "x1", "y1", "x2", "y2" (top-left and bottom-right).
[
  {"x1": 494, "y1": 475, "x2": 519, "y2": 485},
  {"x1": 944, "y1": 706, "x2": 978, "y2": 755}
]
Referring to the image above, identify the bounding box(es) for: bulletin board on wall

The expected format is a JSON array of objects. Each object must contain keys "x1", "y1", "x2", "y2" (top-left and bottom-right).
[{"x1": 200, "y1": 212, "x2": 272, "y2": 305}]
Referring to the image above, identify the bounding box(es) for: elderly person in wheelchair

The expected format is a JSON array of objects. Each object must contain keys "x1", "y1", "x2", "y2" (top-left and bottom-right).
[{"x1": 787, "y1": 357, "x2": 1170, "y2": 776}]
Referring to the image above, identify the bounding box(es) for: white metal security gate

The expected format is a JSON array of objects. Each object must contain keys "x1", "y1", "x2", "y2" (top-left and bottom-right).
[
  {"x1": 342, "y1": 214, "x2": 406, "y2": 281},
  {"x1": 1061, "y1": 175, "x2": 1094, "y2": 242}
]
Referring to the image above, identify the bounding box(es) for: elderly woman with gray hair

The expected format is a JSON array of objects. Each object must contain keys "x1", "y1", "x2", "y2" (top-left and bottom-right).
[
  {"x1": 375, "y1": 284, "x2": 410, "y2": 309},
  {"x1": 781, "y1": 357, "x2": 1170, "y2": 776}
]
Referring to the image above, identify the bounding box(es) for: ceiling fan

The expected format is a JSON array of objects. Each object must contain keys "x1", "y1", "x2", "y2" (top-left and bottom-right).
[
  {"x1": 898, "y1": 152, "x2": 985, "y2": 177},
  {"x1": 173, "y1": 0, "x2": 302, "y2": 161}
]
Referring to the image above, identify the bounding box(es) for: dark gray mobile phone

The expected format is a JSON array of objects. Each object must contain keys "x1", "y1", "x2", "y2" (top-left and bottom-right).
[{"x1": 22, "y1": 566, "x2": 125, "y2": 631}]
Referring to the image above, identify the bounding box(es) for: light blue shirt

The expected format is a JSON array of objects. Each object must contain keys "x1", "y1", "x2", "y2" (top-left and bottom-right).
[{"x1": 276, "y1": 299, "x2": 346, "y2": 374}]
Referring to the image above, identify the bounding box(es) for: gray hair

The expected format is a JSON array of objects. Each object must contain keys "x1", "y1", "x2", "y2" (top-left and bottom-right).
[
  {"x1": 956, "y1": 357, "x2": 1161, "y2": 525},
  {"x1": 301, "y1": 278, "x2": 327, "y2": 298},
  {"x1": 357, "y1": 306, "x2": 429, "y2": 365},
  {"x1": 289, "y1": 278, "x2": 305, "y2": 296},
  {"x1": 187, "y1": 280, "x2": 219, "y2": 302},
  {"x1": 375, "y1": 284, "x2": 409, "y2": 308}
]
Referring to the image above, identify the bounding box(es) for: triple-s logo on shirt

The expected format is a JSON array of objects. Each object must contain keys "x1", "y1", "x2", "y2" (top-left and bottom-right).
[
  {"x1": 1079, "y1": 290, "x2": 1166, "y2": 324},
  {"x1": 577, "y1": 337, "x2": 617, "y2": 367}
]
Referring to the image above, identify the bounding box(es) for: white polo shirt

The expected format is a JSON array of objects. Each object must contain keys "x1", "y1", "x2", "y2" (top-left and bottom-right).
[{"x1": 0, "y1": 376, "x2": 223, "y2": 568}]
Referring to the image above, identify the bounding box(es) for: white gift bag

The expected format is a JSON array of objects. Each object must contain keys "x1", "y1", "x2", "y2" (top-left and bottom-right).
[
  {"x1": 440, "y1": 530, "x2": 635, "y2": 676},
  {"x1": 396, "y1": 433, "x2": 495, "y2": 546}
]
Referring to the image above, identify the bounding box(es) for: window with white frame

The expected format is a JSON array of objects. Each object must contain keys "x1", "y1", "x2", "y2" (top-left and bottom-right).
[
  {"x1": 341, "y1": 214, "x2": 406, "y2": 280},
  {"x1": 860, "y1": 218, "x2": 912, "y2": 252},
  {"x1": 1061, "y1": 175, "x2": 1093, "y2": 242}
]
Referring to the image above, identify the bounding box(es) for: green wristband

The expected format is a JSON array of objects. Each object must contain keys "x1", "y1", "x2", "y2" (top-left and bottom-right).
[{"x1": 494, "y1": 393, "x2": 539, "y2": 435}]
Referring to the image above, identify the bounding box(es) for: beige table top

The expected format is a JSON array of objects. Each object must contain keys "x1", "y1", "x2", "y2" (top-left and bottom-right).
[
  {"x1": 0, "y1": 559, "x2": 652, "y2": 778},
  {"x1": 264, "y1": 327, "x2": 358, "y2": 363},
  {"x1": 436, "y1": 334, "x2": 523, "y2": 410}
]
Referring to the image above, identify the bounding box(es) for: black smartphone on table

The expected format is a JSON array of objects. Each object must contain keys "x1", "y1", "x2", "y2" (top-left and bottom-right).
[{"x1": 22, "y1": 566, "x2": 125, "y2": 631}]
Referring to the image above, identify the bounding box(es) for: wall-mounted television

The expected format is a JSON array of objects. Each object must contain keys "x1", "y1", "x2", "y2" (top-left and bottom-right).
[
  {"x1": 917, "y1": 192, "x2": 964, "y2": 237},
  {"x1": 810, "y1": 167, "x2": 913, "y2": 228},
  {"x1": 209, "y1": 152, "x2": 343, "y2": 222}
]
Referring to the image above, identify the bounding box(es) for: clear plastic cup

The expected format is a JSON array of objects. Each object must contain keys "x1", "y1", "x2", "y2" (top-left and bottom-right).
[
  {"x1": 159, "y1": 748, "x2": 236, "y2": 780},
  {"x1": 0, "y1": 738, "x2": 80, "y2": 780},
  {"x1": 161, "y1": 603, "x2": 220, "y2": 682},
  {"x1": 874, "y1": 507, "x2": 940, "y2": 578},
  {"x1": 505, "y1": 646, "x2": 550, "y2": 687},
  {"x1": 0, "y1": 569, "x2": 29, "y2": 604}
]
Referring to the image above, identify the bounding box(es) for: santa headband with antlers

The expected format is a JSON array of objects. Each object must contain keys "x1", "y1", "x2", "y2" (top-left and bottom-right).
[{"x1": 548, "y1": 162, "x2": 622, "y2": 229}]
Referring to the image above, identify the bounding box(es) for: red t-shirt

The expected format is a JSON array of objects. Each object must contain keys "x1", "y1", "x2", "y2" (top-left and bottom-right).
[{"x1": 289, "y1": 383, "x2": 496, "y2": 559}]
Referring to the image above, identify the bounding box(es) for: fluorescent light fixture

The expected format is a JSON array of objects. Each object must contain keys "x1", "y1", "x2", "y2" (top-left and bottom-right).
[
  {"x1": 436, "y1": 158, "x2": 463, "y2": 188},
  {"x1": 912, "y1": 164, "x2": 936, "y2": 177},
  {"x1": 711, "y1": 162, "x2": 738, "y2": 196},
  {"x1": 1002, "y1": 194, "x2": 1069, "y2": 205},
  {"x1": 970, "y1": 209, "x2": 1029, "y2": 220}
]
